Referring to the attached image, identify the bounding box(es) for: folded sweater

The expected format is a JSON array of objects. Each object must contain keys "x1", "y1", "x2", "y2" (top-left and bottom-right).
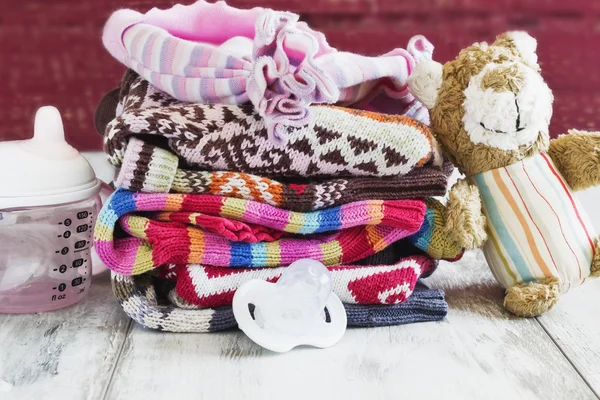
[
  {"x1": 95, "y1": 189, "x2": 427, "y2": 274},
  {"x1": 95, "y1": 190, "x2": 464, "y2": 275},
  {"x1": 101, "y1": 71, "x2": 443, "y2": 178},
  {"x1": 112, "y1": 272, "x2": 447, "y2": 333},
  {"x1": 113, "y1": 136, "x2": 454, "y2": 211},
  {"x1": 171, "y1": 254, "x2": 436, "y2": 308},
  {"x1": 101, "y1": 0, "x2": 434, "y2": 143}
]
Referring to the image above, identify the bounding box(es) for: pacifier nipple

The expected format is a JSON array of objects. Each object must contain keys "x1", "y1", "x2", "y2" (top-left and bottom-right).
[
  {"x1": 233, "y1": 259, "x2": 347, "y2": 353},
  {"x1": 254, "y1": 259, "x2": 333, "y2": 336}
]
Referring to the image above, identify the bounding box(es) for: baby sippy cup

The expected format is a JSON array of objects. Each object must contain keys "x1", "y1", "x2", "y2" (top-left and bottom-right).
[{"x1": 0, "y1": 106, "x2": 104, "y2": 313}]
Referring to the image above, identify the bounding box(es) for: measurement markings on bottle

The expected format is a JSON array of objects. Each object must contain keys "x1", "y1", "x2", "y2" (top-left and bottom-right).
[{"x1": 76, "y1": 224, "x2": 89, "y2": 233}]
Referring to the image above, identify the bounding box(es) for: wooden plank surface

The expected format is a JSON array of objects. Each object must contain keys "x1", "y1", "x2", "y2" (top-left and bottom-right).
[
  {"x1": 535, "y1": 186, "x2": 600, "y2": 396},
  {"x1": 0, "y1": 273, "x2": 131, "y2": 400},
  {"x1": 537, "y1": 273, "x2": 600, "y2": 397},
  {"x1": 103, "y1": 251, "x2": 597, "y2": 400}
]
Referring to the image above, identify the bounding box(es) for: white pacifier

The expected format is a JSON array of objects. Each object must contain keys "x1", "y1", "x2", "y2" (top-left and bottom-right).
[{"x1": 232, "y1": 259, "x2": 347, "y2": 353}]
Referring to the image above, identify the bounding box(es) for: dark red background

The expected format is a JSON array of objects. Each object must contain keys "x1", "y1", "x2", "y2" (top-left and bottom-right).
[{"x1": 1, "y1": 0, "x2": 599, "y2": 150}]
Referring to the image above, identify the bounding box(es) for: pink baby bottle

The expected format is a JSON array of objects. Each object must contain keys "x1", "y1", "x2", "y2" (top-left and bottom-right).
[{"x1": 0, "y1": 106, "x2": 105, "y2": 313}]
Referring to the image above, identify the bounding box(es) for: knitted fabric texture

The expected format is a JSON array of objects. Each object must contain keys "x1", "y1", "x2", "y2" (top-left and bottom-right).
[
  {"x1": 103, "y1": 71, "x2": 443, "y2": 178},
  {"x1": 409, "y1": 198, "x2": 464, "y2": 261},
  {"x1": 94, "y1": 190, "x2": 463, "y2": 275},
  {"x1": 112, "y1": 272, "x2": 447, "y2": 332},
  {"x1": 156, "y1": 240, "x2": 438, "y2": 279},
  {"x1": 115, "y1": 136, "x2": 455, "y2": 211},
  {"x1": 94, "y1": 189, "x2": 428, "y2": 275},
  {"x1": 170, "y1": 254, "x2": 436, "y2": 308},
  {"x1": 102, "y1": 0, "x2": 434, "y2": 143}
]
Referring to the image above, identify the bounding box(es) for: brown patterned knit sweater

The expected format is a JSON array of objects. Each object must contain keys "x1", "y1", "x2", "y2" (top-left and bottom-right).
[
  {"x1": 113, "y1": 136, "x2": 453, "y2": 211},
  {"x1": 99, "y1": 70, "x2": 443, "y2": 178}
]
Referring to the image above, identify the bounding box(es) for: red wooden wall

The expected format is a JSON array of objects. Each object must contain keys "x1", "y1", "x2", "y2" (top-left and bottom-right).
[{"x1": 1, "y1": 0, "x2": 598, "y2": 150}]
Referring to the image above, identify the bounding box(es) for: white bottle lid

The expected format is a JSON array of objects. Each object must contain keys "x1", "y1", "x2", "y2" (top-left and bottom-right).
[{"x1": 0, "y1": 106, "x2": 101, "y2": 210}]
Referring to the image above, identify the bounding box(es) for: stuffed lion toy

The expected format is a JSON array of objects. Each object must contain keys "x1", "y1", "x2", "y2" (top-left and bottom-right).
[{"x1": 407, "y1": 31, "x2": 600, "y2": 316}]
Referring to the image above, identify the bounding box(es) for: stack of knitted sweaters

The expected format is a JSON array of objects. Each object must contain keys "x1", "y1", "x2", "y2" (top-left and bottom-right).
[{"x1": 94, "y1": 0, "x2": 462, "y2": 333}]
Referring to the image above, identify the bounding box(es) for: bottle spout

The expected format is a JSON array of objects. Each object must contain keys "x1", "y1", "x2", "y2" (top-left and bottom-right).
[{"x1": 34, "y1": 106, "x2": 65, "y2": 143}]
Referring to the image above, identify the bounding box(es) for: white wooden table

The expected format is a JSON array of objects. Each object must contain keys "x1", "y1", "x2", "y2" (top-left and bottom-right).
[{"x1": 1, "y1": 154, "x2": 599, "y2": 400}]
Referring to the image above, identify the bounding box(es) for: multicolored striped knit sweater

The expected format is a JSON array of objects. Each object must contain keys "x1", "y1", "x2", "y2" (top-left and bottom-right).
[{"x1": 94, "y1": 189, "x2": 463, "y2": 276}]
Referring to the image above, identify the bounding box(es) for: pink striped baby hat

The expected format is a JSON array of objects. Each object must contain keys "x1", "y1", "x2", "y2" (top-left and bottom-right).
[{"x1": 102, "y1": 0, "x2": 434, "y2": 144}]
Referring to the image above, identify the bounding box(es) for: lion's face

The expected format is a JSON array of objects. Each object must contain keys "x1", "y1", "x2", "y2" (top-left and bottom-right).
[
  {"x1": 408, "y1": 31, "x2": 552, "y2": 175},
  {"x1": 462, "y1": 60, "x2": 552, "y2": 151}
]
